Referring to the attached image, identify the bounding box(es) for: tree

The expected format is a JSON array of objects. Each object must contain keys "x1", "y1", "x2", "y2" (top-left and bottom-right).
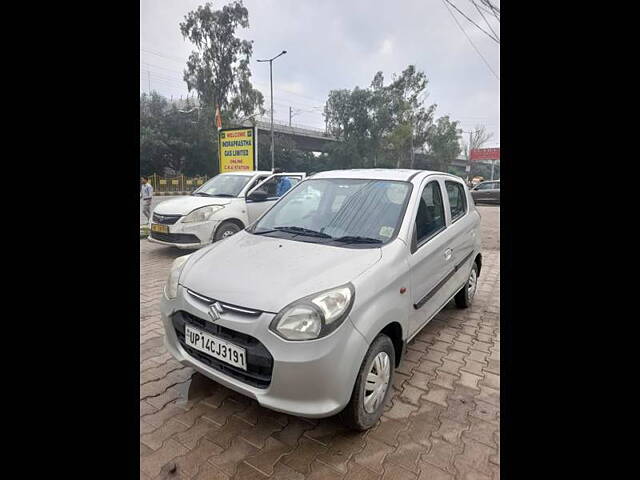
[
  {"x1": 423, "y1": 116, "x2": 462, "y2": 172},
  {"x1": 323, "y1": 65, "x2": 437, "y2": 170},
  {"x1": 140, "y1": 92, "x2": 218, "y2": 177},
  {"x1": 180, "y1": 1, "x2": 264, "y2": 128},
  {"x1": 462, "y1": 125, "x2": 494, "y2": 160}
]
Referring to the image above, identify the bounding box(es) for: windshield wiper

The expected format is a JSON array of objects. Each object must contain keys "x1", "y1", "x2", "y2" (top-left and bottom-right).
[
  {"x1": 274, "y1": 226, "x2": 333, "y2": 238},
  {"x1": 192, "y1": 192, "x2": 212, "y2": 196},
  {"x1": 332, "y1": 235, "x2": 383, "y2": 244},
  {"x1": 211, "y1": 193, "x2": 235, "y2": 197}
]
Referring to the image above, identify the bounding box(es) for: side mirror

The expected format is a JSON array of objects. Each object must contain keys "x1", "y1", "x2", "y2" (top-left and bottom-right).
[{"x1": 247, "y1": 189, "x2": 268, "y2": 202}]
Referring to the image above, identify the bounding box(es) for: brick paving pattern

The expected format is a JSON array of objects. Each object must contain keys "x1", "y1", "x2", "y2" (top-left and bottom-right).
[{"x1": 140, "y1": 206, "x2": 500, "y2": 480}]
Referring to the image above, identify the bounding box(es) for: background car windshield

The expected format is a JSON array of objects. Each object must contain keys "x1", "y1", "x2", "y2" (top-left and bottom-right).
[
  {"x1": 252, "y1": 179, "x2": 411, "y2": 243},
  {"x1": 194, "y1": 175, "x2": 251, "y2": 196}
]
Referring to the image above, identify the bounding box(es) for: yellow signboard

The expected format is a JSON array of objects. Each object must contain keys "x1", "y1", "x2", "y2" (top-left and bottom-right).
[{"x1": 218, "y1": 127, "x2": 257, "y2": 172}]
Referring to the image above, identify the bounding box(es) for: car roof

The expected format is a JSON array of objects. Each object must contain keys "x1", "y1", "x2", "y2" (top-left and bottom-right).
[{"x1": 310, "y1": 168, "x2": 451, "y2": 181}]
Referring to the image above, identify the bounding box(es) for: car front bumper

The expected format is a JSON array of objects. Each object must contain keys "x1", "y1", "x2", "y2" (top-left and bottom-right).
[
  {"x1": 160, "y1": 286, "x2": 369, "y2": 418},
  {"x1": 147, "y1": 219, "x2": 221, "y2": 249}
]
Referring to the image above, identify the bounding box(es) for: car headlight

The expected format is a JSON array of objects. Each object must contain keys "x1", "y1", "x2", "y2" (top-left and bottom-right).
[
  {"x1": 182, "y1": 205, "x2": 224, "y2": 223},
  {"x1": 270, "y1": 283, "x2": 355, "y2": 341},
  {"x1": 164, "y1": 255, "x2": 191, "y2": 299}
]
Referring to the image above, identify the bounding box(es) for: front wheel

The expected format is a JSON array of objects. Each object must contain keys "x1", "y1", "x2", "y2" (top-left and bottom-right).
[
  {"x1": 214, "y1": 221, "x2": 241, "y2": 242},
  {"x1": 455, "y1": 262, "x2": 478, "y2": 308},
  {"x1": 341, "y1": 334, "x2": 395, "y2": 431}
]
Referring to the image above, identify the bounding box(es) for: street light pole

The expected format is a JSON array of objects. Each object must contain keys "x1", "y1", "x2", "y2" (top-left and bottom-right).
[
  {"x1": 463, "y1": 129, "x2": 476, "y2": 184},
  {"x1": 257, "y1": 50, "x2": 287, "y2": 171}
]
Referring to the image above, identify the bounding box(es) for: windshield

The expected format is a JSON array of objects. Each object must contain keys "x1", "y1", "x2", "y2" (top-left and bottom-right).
[
  {"x1": 193, "y1": 174, "x2": 252, "y2": 197},
  {"x1": 249, "y1": 178, "x2": 412, "y2": 247}
]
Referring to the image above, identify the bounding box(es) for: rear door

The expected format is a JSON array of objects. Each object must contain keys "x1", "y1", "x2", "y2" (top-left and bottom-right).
[
  {"x1": 442, "y1": 179, "x2": 478, "y2": 293},
  {"x1": 245, "y1": 173, "x2": 306, "y2": 223},
  {"x1": 407, "y1": 176, "x2": 458, "y2": 336}
]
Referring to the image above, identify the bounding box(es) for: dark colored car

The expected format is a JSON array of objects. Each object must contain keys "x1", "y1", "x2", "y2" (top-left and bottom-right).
[{"x1": 471, "y1": 180, "x2": 500, "y2": 204}]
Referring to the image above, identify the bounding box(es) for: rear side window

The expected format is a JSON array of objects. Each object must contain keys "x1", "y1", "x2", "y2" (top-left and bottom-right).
[
  {"x1": 415, "y1": 181, "x2": 445, "y2": 245},
  {"x1": 446, "y1": 181, "x2": 467, "y2": 222}
]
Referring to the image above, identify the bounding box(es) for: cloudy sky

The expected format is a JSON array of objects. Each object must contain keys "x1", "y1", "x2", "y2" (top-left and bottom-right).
[{"x1": 140, "y1": 0, "x2": 500, "y2": 145}]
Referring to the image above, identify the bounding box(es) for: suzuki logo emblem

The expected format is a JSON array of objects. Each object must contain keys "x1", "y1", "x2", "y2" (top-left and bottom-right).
[{"x1": 208, "y1": 302, "x2": 224, "y2": 322}]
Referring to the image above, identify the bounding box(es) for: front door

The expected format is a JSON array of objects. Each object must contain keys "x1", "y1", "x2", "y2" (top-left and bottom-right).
[
  {"x1": 245, "y1": 173, "x2": 305, "y2": 223},
  {"x1": 407, "y1": 177, "x2": 458, "y2": 336}
]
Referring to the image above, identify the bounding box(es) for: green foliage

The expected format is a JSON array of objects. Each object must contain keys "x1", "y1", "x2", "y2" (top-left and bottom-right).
[
  {"x1": 322, "y1": 65, "x2": 457, "y2": 171},
  {"x1": 422, "y1": 116, "x2": 462, "y2": 172},
  {"x1": 180, "y1": 1, "x2": 264, "y2": 124},
  {"x1": 140, "y1": 93, "x2": 218, "y2": 177}
]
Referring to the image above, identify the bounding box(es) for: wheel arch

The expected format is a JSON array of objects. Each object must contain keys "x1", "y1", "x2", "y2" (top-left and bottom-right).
[
  {"x1": 475, "y1": 252, "x2": 482, "y2": 277},
  {"x1": 379, "y1": 322, "x2": 404, "y2": 368}
]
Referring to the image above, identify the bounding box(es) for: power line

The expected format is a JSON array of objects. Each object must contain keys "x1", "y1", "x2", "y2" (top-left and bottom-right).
[
  {"x1": 443, "y1": 0, "x2": 500, "y2": 44},
  {"x1": 142, "y1": 47, "x2": 330, "y2": 107},
  {"x1": 470, "y1": 0, "x2": 499, "y2": 42},
  {"x1": 441, "y1": 0, "x2": 500, "y2": 81},
  {"x1": 140, "y1": 47, "x2": 186, "y2": 64},
  {"x1": 140, "y1": 61, "x2": 185, "y2": 76},
  {"x1": 479, "y1": 0, "x2": 500, "y2": 22}
]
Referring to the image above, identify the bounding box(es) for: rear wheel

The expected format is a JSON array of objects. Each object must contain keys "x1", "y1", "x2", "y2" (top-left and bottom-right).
[
  {"x1": 455, "y1": 261, "x2": 478, "y2": 308},
  {"x1": 341, "y1": 334, "x2": 395, "y2": 431},
  {"x1": 214, "y1": 221, "x2": 241, "y2": 241}
]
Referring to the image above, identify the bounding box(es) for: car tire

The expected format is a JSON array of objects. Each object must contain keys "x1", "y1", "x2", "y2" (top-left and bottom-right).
[
  {"x1": 455, "y1": 261, "x2": 478, "y2": 308},
  {"x1": 214, "y1": 221, "x2": 241, "y2": 241},
  {"x1": 340, "y1": 334, "x2": 395, "y2": 431}
]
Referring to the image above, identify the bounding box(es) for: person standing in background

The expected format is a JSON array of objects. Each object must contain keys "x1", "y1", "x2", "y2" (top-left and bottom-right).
[
  {"x1": 272, "y1": 168, "x2": 292, "y2": 197},
  {"x1": 140, "y1": 176, "x2": 153, "y2": 223}
]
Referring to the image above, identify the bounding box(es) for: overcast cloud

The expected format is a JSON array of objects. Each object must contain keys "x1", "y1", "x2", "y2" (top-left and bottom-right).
[{"x1": 140, "y1": 0, "x2": 500, "y2": 145}]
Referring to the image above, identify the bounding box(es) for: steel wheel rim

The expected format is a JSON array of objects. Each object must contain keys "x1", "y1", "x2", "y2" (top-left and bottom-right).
[
  {"x1": 222, "y1": 229, "x2": 236, "y2": 238},
  {"x1": 468, "y1": 267, "x2": 477, "y2": 300},
  {"x1": 364, "y1": 352, "x2": 391, "y2": 413}
]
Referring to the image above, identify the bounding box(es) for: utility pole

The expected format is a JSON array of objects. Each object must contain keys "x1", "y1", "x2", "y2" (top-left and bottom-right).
[
  {"x1": 257, "y1": 50, "x2": 287, "y2": 171},
  {"x1": 289, "y1": 106, "x2": 292, "y2": 127},
  {"x1": 147, "y1": 70, "x2": 151, "y2": 93},
  {"x1": 468, "y1": 130, "x2": 473, "y2": 182},
  {"x1": 410, "y1": 120, "x2": 415, "y2": 168},
  {"x1": 462, "y1": 129, "x2": 476, "y2": 184}
]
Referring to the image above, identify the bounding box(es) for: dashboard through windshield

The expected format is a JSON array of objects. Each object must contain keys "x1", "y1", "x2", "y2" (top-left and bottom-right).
[{"x1": 249, "y1": 178, "x2": 412, "y2": 247}]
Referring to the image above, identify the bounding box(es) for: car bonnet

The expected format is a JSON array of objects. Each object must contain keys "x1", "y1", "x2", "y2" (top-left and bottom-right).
[
  {"x1": 179, "y1": 230, "x2": 382, "y2": 313},
  {"x1": 153, "y1": 196, "x2": 233, "y2": 216}
]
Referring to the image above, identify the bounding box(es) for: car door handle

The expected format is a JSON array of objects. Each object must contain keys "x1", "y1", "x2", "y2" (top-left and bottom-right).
[{"x1": 444, "y1": 248, "x2": 453, "y2": 261}]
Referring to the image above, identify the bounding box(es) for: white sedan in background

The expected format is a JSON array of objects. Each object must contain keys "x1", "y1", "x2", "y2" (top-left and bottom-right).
[{"x1": 148, "y1": 171, "x2": 305, "y2": 249}]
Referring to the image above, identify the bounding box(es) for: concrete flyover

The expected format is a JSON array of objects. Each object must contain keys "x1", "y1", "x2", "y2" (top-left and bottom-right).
[{"x1": 242, "y1": 118, "x2": 338, "y2": 153}]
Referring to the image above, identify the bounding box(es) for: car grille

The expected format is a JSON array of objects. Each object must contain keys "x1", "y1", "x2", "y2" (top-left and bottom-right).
[
  {"x1": 149, "y1": 231, "x2": 200, "y2": 244},
  {"x1": 172, "y1": 311, "x2": 273, "y2": 389},
  {"x1": 186, "y1": 289, "x2": 262, "y2": 317},
  {"x1": 153, "y1": 213, "x2": 182, "y2": 225}
]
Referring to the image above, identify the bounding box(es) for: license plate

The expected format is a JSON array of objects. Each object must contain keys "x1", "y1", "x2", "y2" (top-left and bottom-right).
[
  {"x1": 151, "y1": 223, "x2": 169, "y2": 233},
  {"x1": 185, "y1": 325, "x2": 247, "y2": 371}
]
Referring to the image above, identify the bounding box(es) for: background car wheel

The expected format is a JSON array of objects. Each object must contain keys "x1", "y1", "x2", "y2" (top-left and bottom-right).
[
  {"x1": 341, "y1": 334, "x2": 395, "y2": 431},
  {"x1": 455, "y1": 261, "x2": 478, "y2": 308},
  {"x1": 214, "y1": 221, "x2": 241, "y2": 241}
]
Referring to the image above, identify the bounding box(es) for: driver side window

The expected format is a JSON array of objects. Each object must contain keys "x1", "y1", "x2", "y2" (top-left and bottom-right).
[
  {"x1": 247, "y1": 176, "x2": 268, "y2": 193},
  {"x1": 255, "y1": 176, "x2": 299, "y2": 199},
  {"x1": 415, "y1": 181, "x2": 446, "y2": 246}
]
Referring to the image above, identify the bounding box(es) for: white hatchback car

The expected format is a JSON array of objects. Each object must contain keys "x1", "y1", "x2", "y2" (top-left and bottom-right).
[
  {"x1": 160, "y1": 169, "x2": 482, "y2": 429},
  {"x1": 148, "y1": 171, "x2": 305, "y2": 249}
]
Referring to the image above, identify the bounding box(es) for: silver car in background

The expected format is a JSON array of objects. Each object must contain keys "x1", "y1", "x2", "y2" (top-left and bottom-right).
[{"x1": 160, "y1": 169, "x2": 482, "y2": 430}]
